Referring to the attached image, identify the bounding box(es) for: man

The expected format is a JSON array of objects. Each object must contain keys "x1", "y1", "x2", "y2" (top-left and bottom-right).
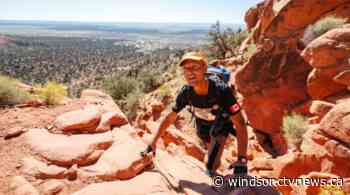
[{"x1": 146, "y1": 51, "x2": 248, "y2": 176}]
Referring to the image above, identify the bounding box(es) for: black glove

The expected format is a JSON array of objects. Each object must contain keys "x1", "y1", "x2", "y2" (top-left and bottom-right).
[
  {"x1": 140, "y1": 145, "x2": 153, "y2": 157},
  {"x1": 230, "y1": 156, "x2": 248, "y2": 175},
  {"x1": 233, "y1": 163, "x2": 247, "y2": 175}
]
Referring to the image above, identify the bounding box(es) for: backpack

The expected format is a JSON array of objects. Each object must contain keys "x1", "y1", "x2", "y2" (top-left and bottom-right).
[{"x1": 206, "y1": 65, "x2": 231, "y2": 84}]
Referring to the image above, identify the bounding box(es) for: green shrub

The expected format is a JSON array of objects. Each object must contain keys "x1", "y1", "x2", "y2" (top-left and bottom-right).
[
  {"x1": 123, "y1": 88, "x2": 144, "y2": 119},
  {"x1": 138, "y1": 69, "x2": 163, "y2": 93},
  {"x1": 244, "y1": 43, "x2": 257, "y2": 60},
  {"x1": 311, "y1": 16, "x2": 347, "y2": 39},
  {"x1": 229, "y1": 30, "x2": 249, "y2": 48},
  {"x1": 157, "y1": 84, "x2": 172, "y2": 99},
  {"x1": 282, "y1": 112, "x2": 308, "y2": 150},
  {"x1": 103, "y1": 74, "x2": 139, "y2": 101},
  {"x1": 319, "y1": 184, "x2": 346, "y2": 195},
  {"x1": 0, "y1": 75, "x2": 32, "y2": 106},
  {"x1": 37, "y1": 81, "x2": 67, "y2": 105}
]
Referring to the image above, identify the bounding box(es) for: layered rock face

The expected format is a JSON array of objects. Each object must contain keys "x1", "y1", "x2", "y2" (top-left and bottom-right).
[
  {"x1": 302, "y1": 27, "x2": 350, "y2": 100},
  {"x1": 235, "y1": 0, "x2": 350, "y2": 156}
]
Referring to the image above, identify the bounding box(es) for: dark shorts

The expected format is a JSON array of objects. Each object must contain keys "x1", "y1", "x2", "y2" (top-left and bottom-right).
[{"x1": 195, "y1": 118, "x2": 236, "y2": 143}]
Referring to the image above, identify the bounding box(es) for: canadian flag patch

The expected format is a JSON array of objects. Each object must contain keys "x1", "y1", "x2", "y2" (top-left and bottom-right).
[{"x1": 230, "y1": 103, "x2": 241, "y2": 113}]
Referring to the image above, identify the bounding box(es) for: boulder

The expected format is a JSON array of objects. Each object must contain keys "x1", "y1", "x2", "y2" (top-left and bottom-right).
[
  {"x1": 4, "y1": 127, "x2": 26, "y2": 140},
  {"x1": 306, "y1": 68, "x2": 348, "y2": 100},
  {"x1": 309, "y1": 100, "x2": 335, "y2": 118},
  {"x1": 244, "y1": 1, "x2": 265, "y2": 30},
  {"x1": 334, "y1": 70, "x2": 350, "y2": 86},
  {"x1": 155, "y1": 150, "x2": 220, "y2": 195},
  {"x1": 24, "y1": 129, "x2": 113, "y2": 166},
  {"x1": 252, "y1": 0, "x2": 350, "y2": 41},
  {"x1": 40, "y1": 180, "x2": 65, "y2": 195},
  {"x1": 72, "y1": 172, "x2": 175, "y2": 195},
  {"x1": 146, "y1": 121, "x2": 205, "y2": 162},
  {"x1": 301, "y1": 27, "x2": 350, "y2": 99},
  {"x1": 302, "y1": 27, "x2": 350, "y2": 69},
  {"x1": 96, "y1": 111, "x2": 128, "y2": 132},
  {"x1": 150, "y1": 101, "x2": 165, "y2": 121},
  {"x1": 20, "y1": 157, "x2": 67, "y2": 179},
  {"x1": 319, "y1": 100, "x2": 350, "y2": 145},
  {"x1": 53, "y1": 106, "x2": 102, "y2": 133},
  {"x1": 235, "y1": 49, "x2": 311, "y2": 155},
  {"x1": 79, "y1": 130, "x2": 152, "y2": 180},
  {"x1": 9, "y1": 176, "x2": 39, "y2": 195},
  {"x1": 272, "y1": 152, "x2": 322, "y2": 178},
  {"x1": 303, "y1": 127, "x2": 350, "y2": 177},
  {"x1": 80, "y1": 89, "x2": 126, "y2": 115}
]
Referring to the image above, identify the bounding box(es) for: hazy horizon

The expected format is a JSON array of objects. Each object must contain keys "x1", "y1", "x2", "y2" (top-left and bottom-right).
[{"x1": 1, "y1": 0, "x2": 261, "y2": 24}]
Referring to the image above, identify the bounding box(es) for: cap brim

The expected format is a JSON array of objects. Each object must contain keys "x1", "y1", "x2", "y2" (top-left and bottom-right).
[{"x1": 178, "y1": 56, "x2": 206, "y2": 67}]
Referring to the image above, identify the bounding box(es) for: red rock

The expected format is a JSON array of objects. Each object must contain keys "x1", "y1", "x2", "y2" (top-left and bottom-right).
[
  {"x1": 301, "y1": 27, "x2": 350, "y2": 99},
  {"x1": 273, "y1": 152, "x2": 322, "y2": 178},
  {"x1": 24, "y1": 129, "x2": 113, "y2": 166},
  {"x1": 155, "y1": 150, "x2": 220, "y2": 195},
  {"x1": 302, "y1": 27, "x2": 350, "y2": 69},
  {"x1": 53, "y1": 106, "x2": 101, "y2": 133},
  {"x1": 40, "y1": 180, "x2": 65, "y2": 195},
  {"x1": 65, "y1": 164, "x2": 78, "y2": 180},
  {"x1": 10, "y1": 176, "x2": 39, "y2": 195},
  {"x1": 235, "y1": 49, "x2": 311, "y2": 155},
  {"x1": 17, "y1": 99, "x2": 44, "y2": 108},
  {"x1": 244, "y1": 1, "x2": 265, "y2": 30},
  {"x1": 150, "y1": 101, "x2": 165, "y2": 121},
  {"x1": 79, "y1": 130, "x2": 152, "y2": 180},
  {"x1": 319, "y1": 100, "x2": 350, "y2": 144},
  {"x1": 253, "y1": 0, "x2": 349, "y2": 41},
  {"x1": 20, "y1": 157, "x2": 67, "y2": 179},
  {"x1": 309, "y1": 100, "x2": 335, "y2": 117},
  {"x1": 80, "y1": 89, "x2": 125, "y2": 115},
  {"x1": 334, "y1": 70, "x2": 350, "y2": 86},
  {"x1": 96, "y1": 111, "x2": 128, "y2": 132},
  {"x1": 72, "y1": 172, "x2": 175, "y2": 195},
  {"x1": 344, "y1": 178, "x2": 350, "y2": 194},
  {"x1": 307, "y1": 116, "x2": 321, "y2": 124},
  {"x1": 4, "y1": 127, "x2": 26, "y2": 140},
  {"x1": 306, "y1": 68, "x2": 347, "y2": 99},
  {"x1": 146, "y1": 121, "x2": 205, "y2": 162}
]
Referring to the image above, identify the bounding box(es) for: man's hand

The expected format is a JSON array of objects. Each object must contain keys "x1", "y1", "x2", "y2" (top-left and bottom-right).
[
  {"x1": 141, "y1": 144, "x2": 156, "y2": 157},
  {"x1": 144, "y1": 111, "x2": 178, "y2": 157}
]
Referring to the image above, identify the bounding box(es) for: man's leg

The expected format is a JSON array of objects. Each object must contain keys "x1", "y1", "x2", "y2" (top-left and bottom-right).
[{"x1": 207, "y1": 134, "x2": 227, "y2": 173}]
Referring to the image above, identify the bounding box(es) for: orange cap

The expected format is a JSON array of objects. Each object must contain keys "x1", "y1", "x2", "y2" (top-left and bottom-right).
[{"x1": 178, "y1": 51, "x2": 208, "y2": 67}]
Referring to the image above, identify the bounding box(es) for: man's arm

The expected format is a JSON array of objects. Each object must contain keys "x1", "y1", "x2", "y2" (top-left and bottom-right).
[
  {"x1": 231, "y1": 111, "x2": 248, "y2": 158},
  {"x1": 150, "y1": 111, "x2": 178, "y2": 150}
]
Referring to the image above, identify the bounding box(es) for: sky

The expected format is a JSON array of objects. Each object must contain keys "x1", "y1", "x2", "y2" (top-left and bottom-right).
[{"x1": 1, "y1": 0, "x2": 262, "y2": 24}]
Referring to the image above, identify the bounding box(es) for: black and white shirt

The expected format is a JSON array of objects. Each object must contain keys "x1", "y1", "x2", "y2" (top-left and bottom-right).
[{"x1": 172, "y1": 76, "x2": 241, "y2": 123}]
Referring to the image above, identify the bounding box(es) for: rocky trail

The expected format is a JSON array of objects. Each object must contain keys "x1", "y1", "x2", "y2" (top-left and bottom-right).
[{"x1": 2, "y1": 0, "x2": 350, "y2": 194}]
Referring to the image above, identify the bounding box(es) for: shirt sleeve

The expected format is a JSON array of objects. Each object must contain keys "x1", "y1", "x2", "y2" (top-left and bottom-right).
[
  {"x1": 217, "y1": 81, "x2": 241, "y2": 116},
  {"x1": 172, "y1": 85, "x2": 189, "y2": 113}
]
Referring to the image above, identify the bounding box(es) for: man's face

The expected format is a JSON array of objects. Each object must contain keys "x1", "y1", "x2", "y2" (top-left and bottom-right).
[{"x1": 181, "y1": 60, "x2": 207, "y2": 86}]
